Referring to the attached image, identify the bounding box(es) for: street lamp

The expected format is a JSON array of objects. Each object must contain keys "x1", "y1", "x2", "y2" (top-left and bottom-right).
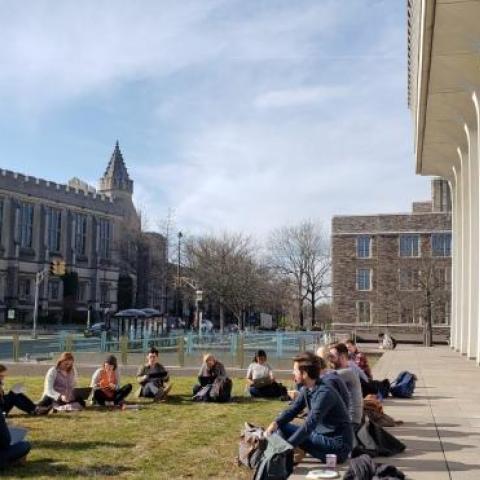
[{"x1": 176, "y1": 231, "x2": 183, "y2": 319}]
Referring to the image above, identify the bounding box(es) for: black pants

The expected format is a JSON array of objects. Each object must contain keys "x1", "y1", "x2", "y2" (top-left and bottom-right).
[
  {"x1": 37, "y1": 395, "x2": 86, "y2": 408},
  {"x1": 1, "y1": 392, "x2": 36, "y2": 415},
  {"x1": 94, "y1": 384, "x2": 132, "y2": 405},
  {"x1": 0, "y1": 441, "x2": 31, "y2": 468},
  {"x1": 249, "y1": 382, "x2": 287, "y2": 399}
]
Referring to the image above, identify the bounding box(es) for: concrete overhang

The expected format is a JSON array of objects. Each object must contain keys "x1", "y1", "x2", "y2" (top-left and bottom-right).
[{"x1": 411, "y1": 0, "x2": 480, "y2": 178}]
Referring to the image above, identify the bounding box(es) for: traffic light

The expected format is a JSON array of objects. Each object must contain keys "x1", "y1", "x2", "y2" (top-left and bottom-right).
[{"x1": 49, "y1": 259, "x2": 66, "y2": 276}]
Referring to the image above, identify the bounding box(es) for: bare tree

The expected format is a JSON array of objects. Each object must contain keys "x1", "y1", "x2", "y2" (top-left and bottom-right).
[
  {"x1": 268, "y1": 221, "x2": 330, "y2": 328},
  {"x1": 185, "y1": 233, "x2": 263, "y2": 333}
]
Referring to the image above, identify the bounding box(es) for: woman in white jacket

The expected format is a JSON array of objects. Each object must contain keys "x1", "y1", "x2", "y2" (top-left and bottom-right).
[{"x1": 37, "y1": 352, "x2": 84, "y2": 409}]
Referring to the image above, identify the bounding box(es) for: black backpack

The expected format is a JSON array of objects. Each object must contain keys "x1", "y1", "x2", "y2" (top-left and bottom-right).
[{"x1": 210, "y1": 377, "x2": 232, "y2": 402}]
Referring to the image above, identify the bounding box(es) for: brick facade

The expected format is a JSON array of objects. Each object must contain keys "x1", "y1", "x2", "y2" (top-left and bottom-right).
[{"x1": 332, "y1": 179, "x2": 452, "y2": 334}]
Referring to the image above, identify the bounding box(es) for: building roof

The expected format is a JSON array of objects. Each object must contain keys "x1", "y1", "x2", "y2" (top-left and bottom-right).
[{"x1": 100, "y1": 141, "x2": 134, "y2": 194}]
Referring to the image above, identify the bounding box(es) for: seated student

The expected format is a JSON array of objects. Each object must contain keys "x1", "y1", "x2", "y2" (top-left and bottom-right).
[
  {"x1": 37, "y1": 352, "x2": 85, "y2": 409},
  {"x1": 91, "y1": 355, "x2": 132, "y2": 406},
  {"x1": 0, "y1": 364, "x2": 49, "y2": 416},
  {"x1": 246, "y1": 350, "x2": 287, "y2": 399},
  {"x1": 329, "y1": 344, "x2": 363, "y2": 432},
  {"x1": 265, "y1": 352, "x2": 353, "y2": 464},
  {"x1": 378, "y1": 332, "x2": 397, "y2": 350},
  {"x1": 316, "y1": 355, "x2": 350, "y2": 412},
  {"x1": 346, "y1": 339, "x2": 372, "y2": 380},
  {"x1": 137, "y1": 348, "x2": 171, "y2": 402},
  {"x1": 194, "y1": 353, "x2": 226, "y2": 392},
  {"x1": 0, "y1": 413, "x2": 31, "y2": 469}
]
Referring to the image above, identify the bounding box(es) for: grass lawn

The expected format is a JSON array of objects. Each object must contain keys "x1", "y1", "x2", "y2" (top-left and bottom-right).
[{"x1": 2, "y1": 376, "x2": 289, "y2": 480}]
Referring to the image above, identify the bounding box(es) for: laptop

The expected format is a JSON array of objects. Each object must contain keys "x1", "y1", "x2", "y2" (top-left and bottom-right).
[
  {"x1": 252, "y1": 377, "x2": 273, "y2": 388},
  {"x1": 73, "y1": 387, "x2": 92, "y2": 401}
]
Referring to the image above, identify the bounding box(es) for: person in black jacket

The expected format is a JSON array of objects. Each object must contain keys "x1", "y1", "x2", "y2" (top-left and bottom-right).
[
  {"x1": 0, "y1": 414, "x2": 31, "y2": 468},
  {"x1": 136, "y1": 348, "x2": 171, "y2": 402}
]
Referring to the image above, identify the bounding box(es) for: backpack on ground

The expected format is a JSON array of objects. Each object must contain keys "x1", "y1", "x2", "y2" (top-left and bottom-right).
[
  {"x1": 210, "y1": 377, "x2": 232, "y2": 402},
  {"x1": 390, "y1": 371, "x2": 417, "y2": 398},
  {"x1": 353, "y1": 418, "x2": 406, "y2": 458},
  {"x1": 253, "y1": 433, "x2": 294, "y2": 480},
  {"x1": 236, "y1": 423, "x2": 267, "y2": 470},
  {"x1": 192, "y1": 385, "x2": 212, "y2": 402}
]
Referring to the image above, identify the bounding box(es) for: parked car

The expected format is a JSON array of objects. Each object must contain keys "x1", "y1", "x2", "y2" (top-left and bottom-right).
[{"x1": 84, "y1": 322, "x2": 110, "y2": 337}]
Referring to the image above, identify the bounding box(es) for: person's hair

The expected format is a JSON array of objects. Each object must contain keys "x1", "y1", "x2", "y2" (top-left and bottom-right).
[
  {"x1": 104, "y1": 355, "x2": 118, "y2": 371},
  {"x1": 56, "y1": 352, "x2": 74, "y2": 371},
  {"x1": 333, "y1": 343, "x2": 349, "y2": 358},
  {"x1": 317, "y1": 355, "x2": 327, "y2": 371},
  {"x1": 293, "y1": 352, "x2": 321, "y2": 380},
  {"x1": 148, "y1": 347, "x2": 159, "y2": 356},
  {"x1": 378, "y1": 333, "x2": 385, "y2": 339},
  {"x1": 203, "y1": 353, "x2": 216, "y2": 364},
  {"x1": 0, "y1": 364, "x2": 7, "y2": 374},
  {"x1": 254, "y1": 350, "x2": 267, "y2": 363},
  {"x1": 345, "y1": 339, "x2": 355, "y2": 346}
]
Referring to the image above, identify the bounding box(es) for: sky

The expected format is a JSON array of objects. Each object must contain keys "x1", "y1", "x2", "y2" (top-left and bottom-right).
[{"x1": 0, "y1": 0, "x2": 430, "y2": 238}]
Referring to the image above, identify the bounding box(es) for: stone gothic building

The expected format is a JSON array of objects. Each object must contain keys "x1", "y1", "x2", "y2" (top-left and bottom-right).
[{"x1": 0, "y1": 142, "x2": 166, "y2": 325}]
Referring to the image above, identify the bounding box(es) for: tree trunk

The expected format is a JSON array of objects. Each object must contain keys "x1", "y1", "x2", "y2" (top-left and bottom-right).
[
  {"x1": 219, "y1": 304, "x2": 225, "y2": 334},
  {"x1": 424, "y1": 295, "x2": 433, "y2": 347},
  {"x1": 311, "y1": 290, "x2": 316, "y2": 327},
  {"x1": 298, "y1": 275, "x2": 304, "y2": 328}
]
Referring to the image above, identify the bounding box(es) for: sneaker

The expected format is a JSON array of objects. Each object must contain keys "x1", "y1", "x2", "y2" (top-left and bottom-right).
[{"x1": 34, "y1": 405, "x2": 52, "y2": 416}]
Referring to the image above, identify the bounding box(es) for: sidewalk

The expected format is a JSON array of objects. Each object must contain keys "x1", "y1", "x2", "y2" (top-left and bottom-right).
[{"x1": 291, "y1": 345, "x2": 480, "y2": 480}]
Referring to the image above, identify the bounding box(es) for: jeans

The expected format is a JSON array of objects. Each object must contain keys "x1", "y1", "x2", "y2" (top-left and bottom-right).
[
  {"x1": 94, "y1": 384, "x2": 132, "y2": 405},
  {"x1": 0, "y1": 440, "x2": 31, "y2": 468},
  {"x1": 1, "y1": 392, "x2": 36, "y2": 415},
  {"x1": 278, "y1": 423, "x2": 352, "y2": 463},
  {"x1": 140, "y1": 382, "x2": 165, "y2": 398}
]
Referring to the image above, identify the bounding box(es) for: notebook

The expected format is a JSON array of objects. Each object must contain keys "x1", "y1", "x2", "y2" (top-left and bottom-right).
[{"x1": 252, "y1": 377, "x2": 273, "y2": 388}]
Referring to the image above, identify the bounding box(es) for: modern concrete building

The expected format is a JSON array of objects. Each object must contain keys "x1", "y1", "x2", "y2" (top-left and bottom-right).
[
  {"x1": 0, "y1": 142, "x2": 166, "y2": 326},
  {"x1": 408, "y1": 0, "x2": 480, "y2": 361},
  {"x1": 332, "y1": 179, "x2": 452, "y2": 339}
]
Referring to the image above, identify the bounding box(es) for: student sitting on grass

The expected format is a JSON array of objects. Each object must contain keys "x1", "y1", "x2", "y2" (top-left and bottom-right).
[
  {"x1": 246, "y1": 350, "x2": 288, "y2": 399},
  {"x1": 37, "y1": 352, "x2": 86, "y2": 409},
  {"x1": 193, "y1": 354, "x2": 226, "y2": 394},
  {"x1": 91, "y1": 355, "x2": 132, "y2": 406},
  {"x1": 0, "y1": 412, "x2": 30, "y2": 469},
  {"x1": 265, "y1": 352, "x2": 353, "y2": 465},
  {"x1": 0, "y1": 364, "x2": 50, "y2": 416},
  {"x1": 137, "y1": 347, "x2": 171, "y2": 402}
]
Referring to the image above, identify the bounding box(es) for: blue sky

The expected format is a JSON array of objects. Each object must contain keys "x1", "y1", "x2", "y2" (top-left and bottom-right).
[{"x1": 0, "y1": 0, "x2": 429, "y2": 237}]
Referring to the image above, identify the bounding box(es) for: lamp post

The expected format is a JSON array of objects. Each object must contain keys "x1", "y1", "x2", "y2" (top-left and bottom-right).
[{"x1": 176, "y1": 231, "x2": 183, "y2": 319}]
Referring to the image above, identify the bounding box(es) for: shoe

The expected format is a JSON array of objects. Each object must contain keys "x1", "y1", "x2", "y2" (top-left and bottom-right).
[
  {"x1": 293, "y1": 448, "x2": 305, "y2": 465},
  {"x1": 163, "y1": 383, "x2": 173, "y2": 396},
  {"x1": 34, "y1": 405, "x2": 52, "y2": 416}
]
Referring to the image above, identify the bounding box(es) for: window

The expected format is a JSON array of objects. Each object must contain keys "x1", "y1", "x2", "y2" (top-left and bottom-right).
[
  {"x1": 100, "y1": 283, "x2": 109, "y2": 304},
  {"x1": 399, "y1": 269, "x2": 420, "y2": 290},
  {"x1": 19, "y1": 203, "x2": 34, "y2": 248},
  {"x1": 399, "y1": 303, "x2": 420, "y2": 323},
  {"x1": 356, "y1": 301, "x2": 371, "y2": 324},
  {"x1": 99, "y1": 219, "x2": 111, "y2": 259},
  {"x1": 431, "y1": 233, "x2": 451, "y2": 257},
  {"x1": 0, "y1": 199, "x2": 4, "y2": 243},
  {"x1": 434, "y1": 267, "x2": 451, "y2": 290},
  {"x1": 357, "y1": 236, "x2": 371, "y2": 258},
  {"x1": 48, "y1": 281, "x2": 61, "y2": 301},
  {"x1": 434, "y1": 302, "x2": 450, "y2": 325},
  {"x1": 357, "y1": 268, "x2": 371, "y2": 291},
  {"x1": 75, "y1": 214, "x2": 88, "y2": 256},
  {"x1": 399, "y1": 234, "x2": 420, "y2": 257},
  {"x1": 47, "y1": 207, "x2": 62, "y2": 253},
  {"x1": 18, "y1": 278, "x2": 31, "y2": 300},
  {"x1": 77, "y1": 281, "x2": 89, "y2": 303}
]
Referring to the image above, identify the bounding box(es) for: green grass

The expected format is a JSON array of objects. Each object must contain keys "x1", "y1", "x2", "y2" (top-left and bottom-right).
[{"x1": 1, "y1": 376, "x2": 288, "y2": 480}]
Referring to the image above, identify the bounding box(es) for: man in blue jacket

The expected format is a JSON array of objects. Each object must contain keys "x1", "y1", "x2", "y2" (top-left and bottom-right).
[{"x1": 266, "y1": 352, "x2": 353, "y2": 464}]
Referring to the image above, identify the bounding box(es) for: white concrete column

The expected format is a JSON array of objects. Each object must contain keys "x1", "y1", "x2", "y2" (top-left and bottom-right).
[
  {"x1": 458, "y1": 146, "x2": 470, "y2": 355},
  {"x1": 452, "y1": 164, "x2": 463, "y2": 351},
  {"x1": 466, "y1": 122, "x2": 479, "y2": 360},
  {"x1": 449, "y1": 177, "x2": 458, "y2": 349},
  {"x1": 473, "y1": 91, "x2": 480, "y2": 365}
]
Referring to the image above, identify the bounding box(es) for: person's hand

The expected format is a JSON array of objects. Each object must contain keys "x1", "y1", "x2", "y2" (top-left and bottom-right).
[
  {"x1": 60, "y1": 394, "x2": 69, "y2": 402},
  {"x1": 108, "y1": 383, "x2": 116, "y2": 390},
  {"x1": 142, "y1": 375, "x2": 149, "y2": 382},
  {"x1": 265, "y1": 422, "x2": 278, "y2": 436}
]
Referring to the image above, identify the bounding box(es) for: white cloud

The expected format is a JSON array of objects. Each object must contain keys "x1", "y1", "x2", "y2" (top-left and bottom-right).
[{"x1": 254, "y1": 85, "x2": 350, "y2": 109}]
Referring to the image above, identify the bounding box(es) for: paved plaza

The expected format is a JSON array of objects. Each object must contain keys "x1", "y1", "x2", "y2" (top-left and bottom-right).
[{"x1": 292, "y1": 345, "x2": 480, "y2": 480}]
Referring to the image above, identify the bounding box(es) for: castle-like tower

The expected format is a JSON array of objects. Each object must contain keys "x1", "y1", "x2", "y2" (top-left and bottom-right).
[{"x1": 99, "y1": 141, "x2": 134, "y2": 200}]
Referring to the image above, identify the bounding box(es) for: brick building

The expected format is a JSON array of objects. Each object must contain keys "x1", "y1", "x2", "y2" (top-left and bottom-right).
[
  {"x1": 332, "y1": 179, "x2": 452, "y2": 337},
  {"x1": 0, "y1": 142, "x2": 167, "y2": 325}
]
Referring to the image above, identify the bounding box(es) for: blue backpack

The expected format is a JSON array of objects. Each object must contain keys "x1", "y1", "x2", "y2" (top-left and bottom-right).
[{"x1": 390, "y1": 371, "x2": 416, "y2": 398}]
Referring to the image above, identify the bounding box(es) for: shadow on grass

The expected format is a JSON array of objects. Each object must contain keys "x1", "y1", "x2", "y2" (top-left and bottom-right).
[
  {"x1": 33, "y1": 440, "x2": 135, "y2": 450},
  {"x1": 2, "y1": 459, "x2": 133, "y2": 478}
]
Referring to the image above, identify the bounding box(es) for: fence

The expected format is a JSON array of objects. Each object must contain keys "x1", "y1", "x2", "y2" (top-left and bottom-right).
[{"x1": 0, "y1": 331, "x2": 338, "y2": 369}]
